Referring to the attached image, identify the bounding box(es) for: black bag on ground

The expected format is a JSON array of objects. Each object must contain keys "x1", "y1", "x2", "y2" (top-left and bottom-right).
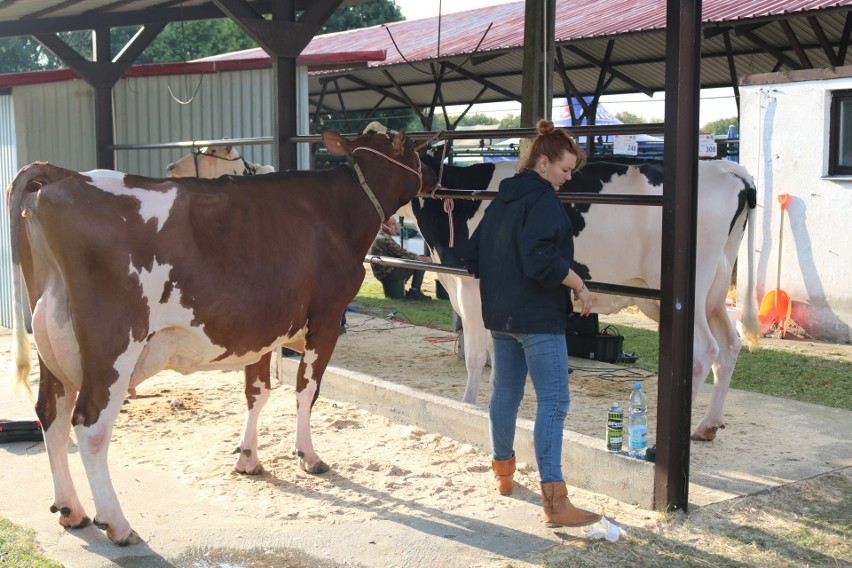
[{"x1": 0, "y1": 420, "x2": 44, "y2": 443}]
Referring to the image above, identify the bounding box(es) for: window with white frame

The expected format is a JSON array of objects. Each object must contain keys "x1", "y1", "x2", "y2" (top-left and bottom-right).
[{"x1": 829, "y1": 89, "x2": 852, "y2": 175}]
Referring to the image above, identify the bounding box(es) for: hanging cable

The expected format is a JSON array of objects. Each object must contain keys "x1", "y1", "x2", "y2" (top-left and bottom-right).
[{"x1": 167, "y1": 2, "x2": 203, "y2": 105}]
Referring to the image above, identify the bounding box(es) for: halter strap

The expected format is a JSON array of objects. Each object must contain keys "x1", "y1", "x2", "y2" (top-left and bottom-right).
[
  {"x1": 345, "y1": 143, "x2": 424, "y2": 222},
  {"x1": 192, "y1": 145, "x2": 245, "y2": 177},
  {"x1": 345, "y1": 155, "x2": 385, "y2": 222}
]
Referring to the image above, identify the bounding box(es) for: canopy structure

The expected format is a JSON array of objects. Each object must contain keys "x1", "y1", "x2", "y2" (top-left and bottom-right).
[{"x1": 1, "y1": 0, "x2": 847, "y2": 513}]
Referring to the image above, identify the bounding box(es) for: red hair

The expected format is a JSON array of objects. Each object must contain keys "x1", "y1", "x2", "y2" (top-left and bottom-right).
[{"x1": 521, "y1": 119, "x2": 586, "y2": 171}]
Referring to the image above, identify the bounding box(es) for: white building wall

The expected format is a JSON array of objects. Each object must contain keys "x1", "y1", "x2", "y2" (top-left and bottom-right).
[{"x1": 739, "y1": 76, "x2": 852, "y2": 343}]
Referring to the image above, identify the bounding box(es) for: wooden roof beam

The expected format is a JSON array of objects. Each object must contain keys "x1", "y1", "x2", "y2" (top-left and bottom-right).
[
  {"x1": 839, "y1": 11, "x2": 852, "y2": 65},
  {"x1": 737, "y1": 27, "x2": 801, "y2": 70},
  {"x1": 807, "y1": 15, "x2": 839, "y2": 67},
  {"x1": 443, "y1": 61, "x2": 519, "y2": 102},
  {"x1": 334, "y1": 73, "x2": 409, "y2": 106},
  {"x1": 212, "y1": 0, "x2": 320, "y2": 58},
  {"x1": 555, "y1": 47, "x2": 590, "y2": 122},
  {"x1": 722, "y1": 30, "x2": 740, "y2": 116},
  {"x1": 780, "y1": 19, "x2": 812, "y2": 68},
  {"x1": 382, "y1": 69, "x2": 427, "y2": 126},
  {"x1": 564, "y1": 45, "x2": 654, "y2": 97}
]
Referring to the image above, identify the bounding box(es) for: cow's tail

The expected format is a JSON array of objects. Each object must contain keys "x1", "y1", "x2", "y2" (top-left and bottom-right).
[
  {"x1": 6, "y1": 162, "x2": 51, "y2": 398},
  {"x1": 740, "y1": 185, "x2": 760, "y2": 353}
]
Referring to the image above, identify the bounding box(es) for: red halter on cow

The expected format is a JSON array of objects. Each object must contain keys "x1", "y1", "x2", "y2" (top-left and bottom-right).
[{"x1": 6, "y1": 126, "x2": 433, "y2": 545}]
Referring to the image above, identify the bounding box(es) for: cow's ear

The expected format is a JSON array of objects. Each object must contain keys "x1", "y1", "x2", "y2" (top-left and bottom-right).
[
  {"x1": 393, "y1": 130, "x2": 407, "y2": 155},
  {"x1": 323, "y1": 131, "x2": 349, "y2": 156}
]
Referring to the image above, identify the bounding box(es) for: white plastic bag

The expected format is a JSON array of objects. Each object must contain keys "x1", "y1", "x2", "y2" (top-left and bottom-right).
[{"x1": 582, "y1": 517, "x2": 625, "y2": 542}]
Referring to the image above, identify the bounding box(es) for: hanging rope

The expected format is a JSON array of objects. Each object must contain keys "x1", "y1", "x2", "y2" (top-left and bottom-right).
[{"x1": 167, "y1": 2, "x2": 203, "y2": 105}]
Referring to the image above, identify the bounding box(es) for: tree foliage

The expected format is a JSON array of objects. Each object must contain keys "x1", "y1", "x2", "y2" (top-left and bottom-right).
[
  {"x1": 321, "y1": 0, "x2": 403, "y2": 34},
  {"x1": 312, "y1": 2, "x2": 414, "y2": 133},
  {"x1": 701, "y1": 116, "x2": 739, "y2": 136},
  {"x1": 614, "y1": 111, "x2": 647, "y2": 124},
  {"x1": 0, "y1": 1, "x2": 403, "y2": 73}
]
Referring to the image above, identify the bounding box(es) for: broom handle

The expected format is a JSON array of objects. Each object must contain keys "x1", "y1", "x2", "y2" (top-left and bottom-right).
[{"x1": 775, "y1": 206, "x2": 784, "y2": 292}]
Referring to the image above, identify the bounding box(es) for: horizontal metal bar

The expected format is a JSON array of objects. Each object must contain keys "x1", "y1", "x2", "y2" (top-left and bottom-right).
[
  {"x1": 109, "y1": 137, "x2": 275, "y2": 151},
  {"x1": 364, "y1": 256, "x2": 660, "y2": 300},
  {"x1": 365, "y1": 255, "x2": 469, "y2": 277},
  {"x1": 108, "y1": 122, "x2": 669, "y2": 152},
  {"x1": 426, "y1": 189, "x2": 663, "y2": 207},
  {"x1": 405, "y1": 123, "x2": 667, "y2": 141}
]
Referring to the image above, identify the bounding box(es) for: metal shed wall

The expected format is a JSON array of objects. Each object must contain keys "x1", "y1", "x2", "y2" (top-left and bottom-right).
[
  {"x1": 113, "y1": 68, "x2": 275, "y2": 176},
  {"x1": 0, "y1": 67, "x2": 278, "y2": 328},
  {"x1": 13, "y1": 80, "x2": 96, "y2": 172},
  {"x1": 0, "y1": 94, "x2": 17, "y2": 328},
  {"x1": 9, "y1": 68, "x2": 275, "y2": 178}
]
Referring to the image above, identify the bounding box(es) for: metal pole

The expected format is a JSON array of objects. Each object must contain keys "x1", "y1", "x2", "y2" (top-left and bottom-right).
[
  {"x1": 364, "y1": 256, "x2": 660, "y2": 300},
  {"x1": 656, "y1": 0, "x2": 702, "y2": 512}
]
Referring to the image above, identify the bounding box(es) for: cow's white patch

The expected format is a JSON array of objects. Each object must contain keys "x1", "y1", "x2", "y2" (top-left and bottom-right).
[{"x1": 86, "y1": 171, "x2": 177, "y2": 232}]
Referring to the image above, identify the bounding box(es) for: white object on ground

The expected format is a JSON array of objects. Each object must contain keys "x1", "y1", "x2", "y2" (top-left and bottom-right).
[{"x1": 583, "y1": 517, "x2": 625, "y2": 542}]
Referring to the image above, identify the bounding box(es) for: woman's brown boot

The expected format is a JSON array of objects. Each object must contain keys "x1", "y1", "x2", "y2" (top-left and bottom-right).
[
  {"x1": 491, "y1": 456, "x2": 516, "y2": 495},
  {"x1": 540, "y1": 481, "x2": 601, "y2": 527}
]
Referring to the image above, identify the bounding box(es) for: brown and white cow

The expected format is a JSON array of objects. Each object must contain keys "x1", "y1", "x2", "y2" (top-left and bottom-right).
[
  {"x1": 7, "y1": 127, "x2": 432, "y2": 545},
  {"x1": 410, "y1": 155, "x2": 761, "y2": 442},
  {"x1": 167, "y1": 142, "x2": 275, "y2": 178}
]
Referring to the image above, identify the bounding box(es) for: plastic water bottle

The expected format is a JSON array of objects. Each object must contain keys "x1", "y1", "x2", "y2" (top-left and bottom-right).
[{"x1": 627, "y1": 382, "x2": 648, "y2": 459}]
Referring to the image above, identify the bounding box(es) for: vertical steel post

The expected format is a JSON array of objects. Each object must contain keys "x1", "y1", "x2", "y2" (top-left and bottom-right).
[{"x1": 656, "y1": 0, "x2": 702, "y2": 512}]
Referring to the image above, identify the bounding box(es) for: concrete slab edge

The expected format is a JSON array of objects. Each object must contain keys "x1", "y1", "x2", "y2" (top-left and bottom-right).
[{"x1": 273, "y1": 353, "x2": 655, "y2": 509}]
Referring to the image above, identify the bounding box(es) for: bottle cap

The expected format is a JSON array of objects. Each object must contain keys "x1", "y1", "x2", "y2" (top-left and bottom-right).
[{"x1": 634, "y1": 382, "x2": 641, "y2": 389}]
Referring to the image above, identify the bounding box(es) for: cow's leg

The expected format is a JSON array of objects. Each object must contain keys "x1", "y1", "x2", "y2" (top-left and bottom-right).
[
  {"x1": 35, "y1": 359, "x2": 91, "y2": 531},
  {"x1": 234, "y1": 352, "x2": 272, "y2": 475},
  {"x1": 692, "y1": 307, "x2": 741, "y2": 441},
  {"x1": 74, "y1": 354, "x2": 142, "y2": 546},
  {"x1": 293, "y1": 330, "x2": 338, "y2": 474},
  {"x1": 448, "y1": 276, "x2": 491, "y2": 404}
]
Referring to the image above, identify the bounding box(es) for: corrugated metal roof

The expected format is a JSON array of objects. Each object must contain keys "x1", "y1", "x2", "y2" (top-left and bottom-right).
[
  {"x1": 297, "y1": 0, "x2": 852, "y2": 64},
  {"x1": 1, "y1": 0, "x2": 850, "y2": 115}
]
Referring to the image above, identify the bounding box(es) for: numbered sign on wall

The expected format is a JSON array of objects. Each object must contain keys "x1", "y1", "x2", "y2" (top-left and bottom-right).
[
  {"x1": 698, "y1": 133, "x2": 718, "y2": 158},
  {"x1": 613, "y1": 135, "x2": 638, "y2": 156}
]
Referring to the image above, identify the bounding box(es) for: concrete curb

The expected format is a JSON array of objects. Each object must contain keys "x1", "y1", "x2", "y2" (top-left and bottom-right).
[{"x1": 274, "y1": 352, "x2": 655, "y2": 508}]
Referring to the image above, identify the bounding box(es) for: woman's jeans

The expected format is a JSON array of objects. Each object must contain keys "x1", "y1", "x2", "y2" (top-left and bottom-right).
[{"x1": 489, "y1": 331, "x2": 570, "y2": 483}]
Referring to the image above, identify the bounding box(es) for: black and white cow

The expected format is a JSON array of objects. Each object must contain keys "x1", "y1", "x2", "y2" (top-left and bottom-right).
[{"x1": 408, "y1": 154, "x2": 761, "y2": 442}]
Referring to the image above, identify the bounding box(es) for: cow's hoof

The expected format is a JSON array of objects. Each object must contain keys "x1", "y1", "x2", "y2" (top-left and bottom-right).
[
  {"x1": 51, "y1": 505, "x2": 91, "y2": 529},
  {"x1": 299, "y1": 458, "x2": 330, "y2": 475},
  {"x1": 690, "y1": 424, "x2": 724, "y2": 442},
  {"x1": 94, "y1": 518, "x2": 143, "y2": 545},
  {"x1": 236, "y1": 463, "x2": 266, "y2": 475},
  {"x1": 116, "y1": 529, "x2": 142, "y2": 546}
]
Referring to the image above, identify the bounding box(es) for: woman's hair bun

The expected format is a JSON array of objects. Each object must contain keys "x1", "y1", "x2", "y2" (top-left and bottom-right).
[{"x1": 536, "y1": 119, "x2": 555, "y2": 135}]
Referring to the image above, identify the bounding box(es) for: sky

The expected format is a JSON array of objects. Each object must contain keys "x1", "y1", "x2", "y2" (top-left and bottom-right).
[{"x1": 391, "y1": 0, "x2": 738, "y2": 126}]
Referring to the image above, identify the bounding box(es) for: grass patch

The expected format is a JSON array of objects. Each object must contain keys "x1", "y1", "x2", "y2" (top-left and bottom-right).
[
  {"x1": 609, "y1": 323, "x2": 852, "y2": 411},
  {"x1": 351, "y1": 279, "x2": 455, "y2": 330},
  {"x1": 0, "y1": 516, "x2": 62, "y2": 568},
  {"x1": 355, "y1": 279, "x2": 852, "y2": 411}
]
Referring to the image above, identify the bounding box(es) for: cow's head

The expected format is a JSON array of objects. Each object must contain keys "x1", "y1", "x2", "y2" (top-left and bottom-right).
[
  {"x1": 167, "y1": 143, "x2": 241, "y2": 178},
  {"x1": 323, "y1": 127, "x2": 436, "y2": 208}
]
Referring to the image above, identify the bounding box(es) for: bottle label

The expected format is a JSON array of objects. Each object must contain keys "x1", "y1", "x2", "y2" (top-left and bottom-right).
[
  {"x1": 606, "y1": 411, "x2": 623, "y2": 451},
  {"x1": 628, "y1": 424, "x2": 647, "y2": 449}
]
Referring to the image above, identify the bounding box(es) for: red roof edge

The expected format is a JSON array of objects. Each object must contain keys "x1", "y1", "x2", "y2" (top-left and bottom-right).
[{"x1": 0, "y1": 50, "x2": 386, "y2": 90}]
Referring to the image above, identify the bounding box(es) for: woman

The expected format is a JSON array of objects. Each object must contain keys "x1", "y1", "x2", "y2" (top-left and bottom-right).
[{"x1": 465, "y1": 119, "x2": 601, "y2": 527}]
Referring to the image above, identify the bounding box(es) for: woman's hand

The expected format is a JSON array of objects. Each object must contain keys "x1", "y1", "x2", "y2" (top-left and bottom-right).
[{"x1": 573, "y1": 283, "x2": 594, "y2": 316}]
